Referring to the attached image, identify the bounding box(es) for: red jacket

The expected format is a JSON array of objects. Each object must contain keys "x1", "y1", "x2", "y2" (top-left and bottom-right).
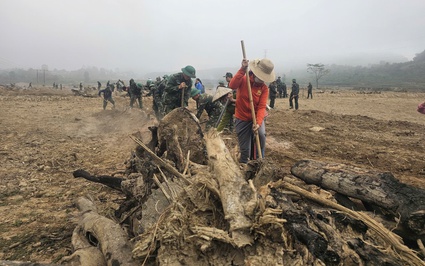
[{"x1": 229, "y1": 67, "x2": 269, "y2": 126}]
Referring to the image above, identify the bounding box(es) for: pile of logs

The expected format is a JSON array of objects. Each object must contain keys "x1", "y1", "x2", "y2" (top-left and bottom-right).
[{"x1": 62, "y1": 107, "x2": 425, "y2": 265}]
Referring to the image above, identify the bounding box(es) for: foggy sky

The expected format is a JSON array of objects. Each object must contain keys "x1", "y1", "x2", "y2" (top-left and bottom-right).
[{"x1": 1, "y1": 0, "x2": 424, "y2": 74}]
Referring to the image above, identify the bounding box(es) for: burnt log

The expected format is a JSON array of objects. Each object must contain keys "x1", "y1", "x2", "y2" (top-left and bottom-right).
[
  {"x1": 70, "y1": 107, "x2": 425, "y2": 265},
  {"x1": 73, "y1": 169, "x2": 123, "y2": 191},
  {"x1": 291, "y1": 159, "x2": 425, "y2": 240},
  {"x1": 270, "y1": 179, "x2": 424, "y2": 265},
  {"x1": 347, "y1": 238, "x2": 409, "y2": 265}
]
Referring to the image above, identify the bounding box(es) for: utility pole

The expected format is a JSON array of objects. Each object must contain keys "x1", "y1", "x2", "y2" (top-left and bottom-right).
[
  {"x1": 40, "y1": 64, "x2": 49, "y2": 86},
  {"x1": 37, "y1": 69, "x2": 48, "y2": 85}
]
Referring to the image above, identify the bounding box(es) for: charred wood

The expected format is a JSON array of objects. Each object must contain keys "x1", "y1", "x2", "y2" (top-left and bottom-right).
[
  {"x1": 73, "y1": 169, "x2": 123, "y2": 191},
  {"x1": 291, "y1": 159, "x2": 425, "y2": 240}
]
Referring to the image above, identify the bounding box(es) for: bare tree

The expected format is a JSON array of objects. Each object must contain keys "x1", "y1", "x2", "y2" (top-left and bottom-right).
[{"x1": 307, "y1": 63, "x2": 330, "y2": 89}]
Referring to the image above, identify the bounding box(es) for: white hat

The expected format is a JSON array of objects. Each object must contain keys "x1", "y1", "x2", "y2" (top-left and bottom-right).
[
  {"x1": 249, "y1": 58, "x2": 276, "y2": 82},
  {"x1": 213, "y1": 86, "x2": 232, "y2": 102}
]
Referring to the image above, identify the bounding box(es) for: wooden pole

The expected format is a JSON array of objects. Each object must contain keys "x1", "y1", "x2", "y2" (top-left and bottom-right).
[
  {"x1": 215, "y1": 98, "x2": 230, "y2": 128},
  {"x1": 181, "y1": 87, "x2": 185, "y2": 107},
  {"x1": 241, "y1": 40, "x2": 263, "y2": 159}
]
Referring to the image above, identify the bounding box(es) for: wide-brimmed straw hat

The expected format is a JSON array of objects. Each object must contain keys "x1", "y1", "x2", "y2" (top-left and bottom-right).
[
  {"x1": 249, "y1": 58, "x2": 275, "y2": 82},
  {"x1": 213, "y1": 86, "x2": 232, "y2": 102}
]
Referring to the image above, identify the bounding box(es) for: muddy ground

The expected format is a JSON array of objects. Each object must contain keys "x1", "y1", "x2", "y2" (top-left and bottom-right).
[{"x1": 1, "y1": 86, "x2": 425, "y2": 263}]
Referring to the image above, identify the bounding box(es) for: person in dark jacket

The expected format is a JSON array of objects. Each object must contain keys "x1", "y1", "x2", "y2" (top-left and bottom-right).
[
  {"x1": 289, "y1": 79, "x2": 299, "y2": 110},
  {"x1": 129, "y1": 79, "x2": 143, "y2": 109},
  {"x1": 268, "y1": 81, "x2": 278, "y2": 108},
  {"x1": 98, "y1": 84, "x2": 115, "y2": 110},
  {"x1": 276, "y1": 76, "x2": 283, "y2": 98},
  {"x1": 307, "y1": 82, "x2": 313, "y2": 99}
]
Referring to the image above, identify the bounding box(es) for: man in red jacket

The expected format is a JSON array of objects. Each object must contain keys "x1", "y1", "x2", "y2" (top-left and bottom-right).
[{"x1": 229, "y1": 58, "x2": 275, "y2": 163}]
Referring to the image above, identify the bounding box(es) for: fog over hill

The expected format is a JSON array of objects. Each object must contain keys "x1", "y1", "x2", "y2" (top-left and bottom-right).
[
  {"x1": 1, "y1": 49, "x2": 424, "y2": 90},
  {"x1": 1, "y1": 0, "x2": 424, "y2": 78}
]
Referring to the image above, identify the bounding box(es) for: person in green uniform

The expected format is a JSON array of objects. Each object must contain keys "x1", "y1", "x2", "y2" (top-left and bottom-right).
[
  {"x1": 216, "y1": 72, "x2": 236, "y2": 132},
  {"x1": 162, "y1": 65, "x2": 196, "y2": 115},
  {"x1": 191, "y1": 87, "x2": 230, "y2": 130}
]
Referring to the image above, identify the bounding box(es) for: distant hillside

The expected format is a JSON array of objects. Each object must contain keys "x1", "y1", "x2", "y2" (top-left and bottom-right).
[
  {"x1": 1, "y1": 50, "x2": 424, "y2": 90},
  {"x1": 267, "y1": 50, "x2": 425, "y2": 90},
  {"x1": 320, "y1": 50, "x2": 425, "y2": 89}
]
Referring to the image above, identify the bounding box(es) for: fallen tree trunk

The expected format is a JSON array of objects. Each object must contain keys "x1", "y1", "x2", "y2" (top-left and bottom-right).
[
  {"x1": 204, "y1": 130, "x2": 255, "y2": 247},
  {"x1": 70, "y1": 108, "x2": 425, "y2": 265},
  {"x1": 63, "y1": 196, "x2": 138, "y2": 266},
  {"x1": 291, "y1": 159, "x2": 425, "y2": 241}
]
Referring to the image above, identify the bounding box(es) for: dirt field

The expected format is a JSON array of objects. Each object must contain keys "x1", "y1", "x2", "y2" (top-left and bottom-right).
[{"x1": 1, "y1": 86, "x2": 425, "y2": 263}]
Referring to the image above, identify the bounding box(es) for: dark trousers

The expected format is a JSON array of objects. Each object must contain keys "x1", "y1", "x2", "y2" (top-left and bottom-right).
[
  {"x1": 269, "y1": 97, "x2": 276, "y2": 108},
  {"x1": 307, "y1": 90, "x2": 313, "y2": 99},
  {"x1": 235, "y1": 119, "x2": 266, "y2": 163},
  {"x1": 103, "y1": 97, "x2": 115, "y2": 110},
  {"x1": 130, "y1": 95, "x2": 142, "y2": 108},
  {"x1": 290, "y1": 95, "x2": 298, "y2": 110}
]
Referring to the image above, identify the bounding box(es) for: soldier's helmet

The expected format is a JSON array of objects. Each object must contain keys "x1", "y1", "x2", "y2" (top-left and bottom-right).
[
  {"x1": 292, "y1": 79, "x2": 296, "y2": 83},
  {"x1": 137, "y1": 83, "x2": 143, "y2": 88},
  {"x1": 224, "y1": 72, "x2": 233, "y2": 78},
  {"x1": 181, "y1": 65, "x2": 196, "y2": 78},
  {"x1": 190, "y1": 88, "x2": 200, "y2": 98}
]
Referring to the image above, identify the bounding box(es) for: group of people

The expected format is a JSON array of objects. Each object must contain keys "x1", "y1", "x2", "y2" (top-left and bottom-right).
[
  {"x1": 98, "y1": 58, "x2": 312, "y2": 165},
  {"x1": 267, "y1": 78, "x2": 314, "y2": 110}
]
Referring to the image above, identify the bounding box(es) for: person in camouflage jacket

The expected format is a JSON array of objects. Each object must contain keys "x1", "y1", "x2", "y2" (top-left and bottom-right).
[
  {"x1": 162, "y1": 65, "x2": 196, "y2": 115},
  {"x1": 216, "y1": 72, "x2": 236, "y2": 132},
  {"x1": 190, "y1": 88, "x2": 224, "y2": 130},
  {"x1": 152, "y1": 75, "x2": 168, "y2": 120}
]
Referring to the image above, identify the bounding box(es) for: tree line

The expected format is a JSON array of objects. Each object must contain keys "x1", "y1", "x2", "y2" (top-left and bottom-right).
[
  {"x1": 1, "y1": 50, "x2": 424, "y2": 90},
  {"x1": 317, "y1": 49, "x2": 425, "y2": 90}
]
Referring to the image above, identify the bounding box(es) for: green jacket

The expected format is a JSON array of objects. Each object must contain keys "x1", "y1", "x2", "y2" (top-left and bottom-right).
[
  {"x1": 162, "y1": 73, "x2": 193, "y2": 114},
  {"x1": 196, "y1": 94, "x2": 223, "y2": 129}
]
